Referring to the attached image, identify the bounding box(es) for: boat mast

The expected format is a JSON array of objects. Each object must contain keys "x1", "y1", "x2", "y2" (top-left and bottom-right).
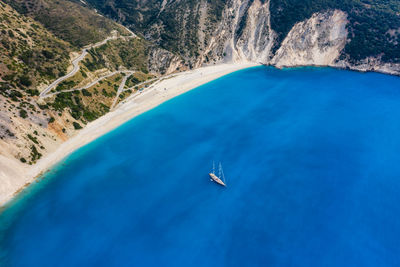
[{"x1": 212, "y1": 161, "x2": 215, "y2": 174}]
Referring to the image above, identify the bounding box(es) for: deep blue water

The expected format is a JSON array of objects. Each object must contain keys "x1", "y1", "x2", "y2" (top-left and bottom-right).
[{"x1": 1, "y1": 66, "x2": 400, "y2": 266}]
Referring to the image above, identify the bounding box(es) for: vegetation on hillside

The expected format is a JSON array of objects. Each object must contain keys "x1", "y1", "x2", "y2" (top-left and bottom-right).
[
  {"x1": 85, "y1": 0, "x2": 226, "y2": 63},
  {"x1": 87, "y1": 0, "x2": 400, "y2": 64},
  {"x1": 4, "y1": 0, "x2": 126, "y2": 48},
  {"x1": 0, "y1": 2, "x2": 71, "y2": 98},
  {"x1": 1, "y1": 0, "x2": 399, "y2": 164},
  {"x1": 0, "y1": 1, "x2": 159, "y2": 164},
  {"x1": 84, "y1": 38, "x2": 150, "y2": 73},
  {"x1": 270, "y1": 0, "x2": 400, "y2": 63}
]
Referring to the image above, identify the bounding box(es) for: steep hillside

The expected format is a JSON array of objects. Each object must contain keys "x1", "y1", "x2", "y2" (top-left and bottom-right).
[
  {"x1": 0, "y1": 0, "x2": 399, "y2": 206},
  {"x1": 0, "y1": 1, "x2": 182, "y2": 166},
  {"x1": 84, "y1": 0, "x2": 226, "y2": 67},
  {"x1": 195, "y1": 0, "x2": 276, "y2": 65},
  {"x1": 0, "y1": 2, "x2": 71, "y2": 95},
  {"x1": 271, "y1": 10, "x2": 348, "y2": 67},
  {"x1": 4, "y1": 0, "x2": 125, "y2": 47},
  {"x1": 86, "y1": 0, "x2": 400, "y2": 73},
  {"x1": 0, "y1": 1, "x2": 72, "y2": 165},
  {"x1": 1, "y1": 0, "x2": 399, "y2": 170},
  {"x1": 270, "y1": 0, "x2": 400, "y2": 63}
]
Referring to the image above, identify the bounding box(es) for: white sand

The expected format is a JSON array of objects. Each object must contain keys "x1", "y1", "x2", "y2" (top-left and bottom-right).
[{"x1": 0, "y1": 63, "x2": 258, "y2": 207}]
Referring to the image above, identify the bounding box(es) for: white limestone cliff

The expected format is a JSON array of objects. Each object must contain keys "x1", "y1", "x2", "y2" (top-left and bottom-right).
[
  {"x1": 271, "y1": 10, "x2": 348, "y2": 67},
  {"x1": 199, "y1": 0, "x2": 275, "y2": 65}
]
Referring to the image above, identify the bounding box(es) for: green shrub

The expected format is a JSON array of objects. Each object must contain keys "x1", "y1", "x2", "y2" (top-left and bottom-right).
[
  {"x1": 27, "y1": 134, "x2": 39, "y2": 144},
  {"x1": 73, "y1": 121, "x2": 82, "y2": 130},
  {"x1": 19, "y1": 109, "x2": 28, "y2": 118},
  {"x1": 26, "y1": 89, "x2": 39, "y2": 96},
  {"x1": 82, "y1": 89, "x2": 92, "y2": 96},
  {"x1": 30, "y1": 145, "x2": 42, "y2": 161},
  {"x1": 19, "y1": 75, "x2": 32, "y2": 87},
  {"x1": 42, "y1": 50, "x2": 54, "y2": 59}
]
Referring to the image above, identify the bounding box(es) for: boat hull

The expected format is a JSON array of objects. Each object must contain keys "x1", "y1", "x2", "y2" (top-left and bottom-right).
[{"x1": 209, "y1": 173, "x2": 226, "y2": 187}]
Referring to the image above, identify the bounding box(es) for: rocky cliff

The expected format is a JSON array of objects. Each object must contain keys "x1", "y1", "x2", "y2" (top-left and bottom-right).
[
  {"x1": 1, "y1": 0, "x2": 400, "y2": 205},
  {"x1": 198, "y1": 0, "x2": 276, "y2": 65},
  {"x1": 87, "y1": 0, "x2": 400, "y2": 75},
  {"x1": 271, "y1": 10, "x2": 348, "y2": 67},
  {"x1": 1, "y1": 0, "x2": 400, "y2": 169},
  {"x1": 198, "y1": 0, "x2": 400, "y2": 75}
]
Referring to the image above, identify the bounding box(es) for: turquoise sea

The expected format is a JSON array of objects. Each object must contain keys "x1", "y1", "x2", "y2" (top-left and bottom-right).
[{"x1": 1, "y1": 66, "x2": 400, "y2": 266}]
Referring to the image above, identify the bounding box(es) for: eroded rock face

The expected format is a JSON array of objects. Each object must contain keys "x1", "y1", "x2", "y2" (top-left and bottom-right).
[
  {"x1": 271, "y1": 10, "x2": 348, "y2": 67},
  {"x1": 198, "y1": 3, "x2": 351, "y2": 70},
  {"x1": 198, "y1": 0, "x2": 275, "y2": 65},
  {"x1": 86, "y1": 0, "x2": 400, "y2": 75},
  {"x1": 200, "y1": 3, "x2": 349, "y2": 69},
  {"x1": 148, "y1": 48, "x2": 183, "y2": 75},
  {"x1": 235, "y1": 0, "x2": 276, "y2": 63}
]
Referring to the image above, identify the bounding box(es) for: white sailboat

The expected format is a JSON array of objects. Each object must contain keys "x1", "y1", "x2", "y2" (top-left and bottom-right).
[{"x1": 209, "y1": 161, "x2": 226, "y2": 187}]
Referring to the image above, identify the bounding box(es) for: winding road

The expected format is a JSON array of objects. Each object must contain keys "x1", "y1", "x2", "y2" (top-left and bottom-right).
[
  {"x1": 110, "y1": 72, "x2": 134, "y2": 109},
  {"x1": 42, "y1": 71, "x2": 134, "y2": 99},
  {"x1": 39, "y1": 50, "x2": 89, "y2": 98},
  {"x1": 38, "y1": 26, "x2": 181, "y2": 113},
  {"x1": 40, "y1": 30, "x2": 136, "y2": 98}
]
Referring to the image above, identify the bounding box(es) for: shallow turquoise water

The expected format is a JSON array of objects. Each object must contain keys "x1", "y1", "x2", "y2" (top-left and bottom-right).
[{"x1": 1, "y1": 66, "x2": 400, "y2": 266}]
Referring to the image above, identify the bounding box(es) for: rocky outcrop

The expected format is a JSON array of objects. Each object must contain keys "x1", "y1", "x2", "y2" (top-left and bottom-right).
[
  {"x1": 200, "y1": 5, "x2": 400, "y2": 76},
  {"x1": 201, "y1": 5, "x2": 399, "y2": 76},
  {"x1": 266, "y1": 9, "x2": 400, "y2": 75},
  {"x1": 87, "y1": 0, "x2": 400, "y2": 76},
  {"x1": 235, "y1": 0, "x2": 276, "y2": 63},
  {"x1": 271, "y1": 10, "x2": 348, "y2": 67},
  {"x1": 198, "y1": 0, "x2": 275, "y2": 65},
  {"x1": 200, "y1": 3, "x2": 349, "y2": 68},
  {"x1": 148, "y1": 48, "x2": 184, "y2": 75},
  {"x1": 335, "y1": 57, "x2": 400, "y2": 76}
]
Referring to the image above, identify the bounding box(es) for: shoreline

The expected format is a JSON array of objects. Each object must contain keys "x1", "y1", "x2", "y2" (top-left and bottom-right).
[
  {"x1": 0, "y1": 63, "x2": 258, "y2": 208},
  {"x1": 267, "y1": 63, "x2": 400, "y2": 77}
]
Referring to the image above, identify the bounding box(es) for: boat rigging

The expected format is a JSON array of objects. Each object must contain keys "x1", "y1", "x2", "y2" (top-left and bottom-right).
[{"x1": 209, "y1": 161, "x2": 226, "y2": 187}]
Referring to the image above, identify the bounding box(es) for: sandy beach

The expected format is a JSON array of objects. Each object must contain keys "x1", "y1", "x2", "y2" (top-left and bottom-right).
[{"x1": 0, "y1": 63, "x2": 257, "y2": 207}]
